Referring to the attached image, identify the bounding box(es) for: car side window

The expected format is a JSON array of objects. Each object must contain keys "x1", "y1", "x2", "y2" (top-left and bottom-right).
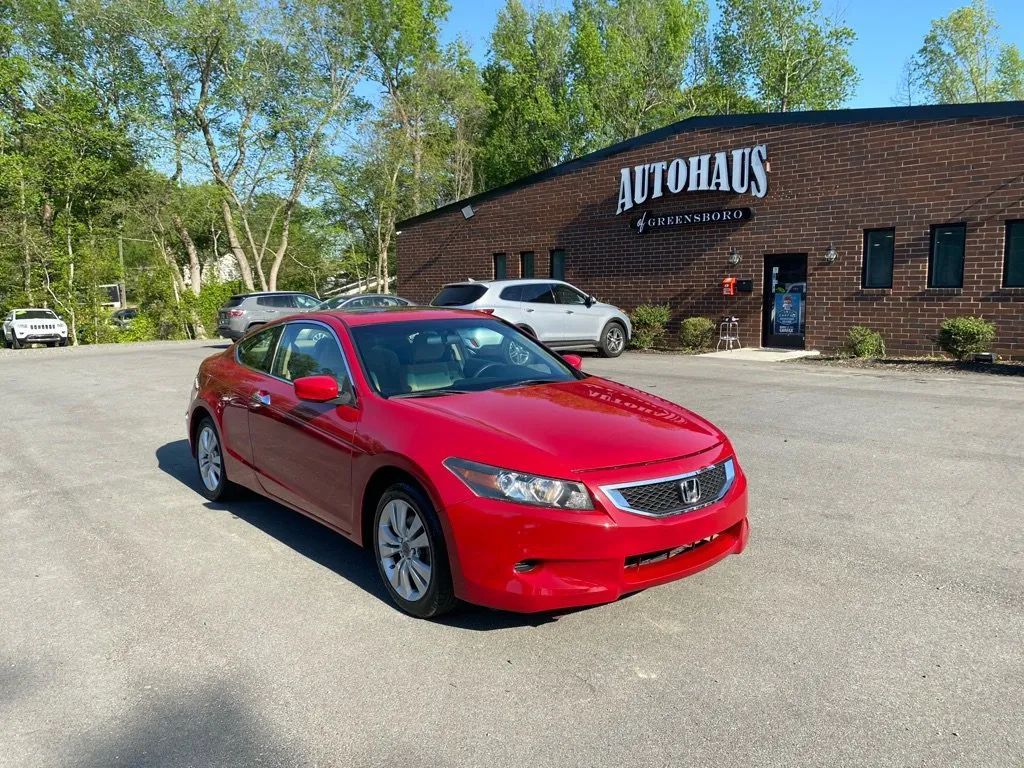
[
  {"x1": 499, "y1": 285, "x2": 523, "y2": 301},
  {"x1": 554, "y1": 285, "x2": 587, "y2": 305},
  {"x1": 520, "y1": 283, "x2": 556, "y2": 304},
  {"x1": 271, "y1": 322, "x2": 353, "y2": 393},
  {"x1": 294, "y1": 295, "x2": 321, "y2": 309},
  {"x1": 236, "y1": 325, "x2": 283, "y2": 372}
]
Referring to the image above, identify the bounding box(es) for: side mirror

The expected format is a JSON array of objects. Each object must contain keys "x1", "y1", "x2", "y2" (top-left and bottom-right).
[
  {"x1": 294, "y1": 375, "x2": 339, "y2": 402},
  {"x1": 585, "y1": 295, "x2": 595, "y2": 308},
  {"x1": 562, "y1": 353, "x2": 583, "y2": 370}
]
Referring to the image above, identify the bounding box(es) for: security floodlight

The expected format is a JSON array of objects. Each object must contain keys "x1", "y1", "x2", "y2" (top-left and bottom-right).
[{"x1": 461, "y1": 205, "x2": 475, "y2": 220}]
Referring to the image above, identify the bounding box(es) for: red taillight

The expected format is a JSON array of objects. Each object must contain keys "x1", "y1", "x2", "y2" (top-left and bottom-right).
[
  {"x1": 227, "y1": 309, "x2": 244, "y2": 317},
  {"x1": 478, "y1": 308, "x2": 495, "y2": 314}
]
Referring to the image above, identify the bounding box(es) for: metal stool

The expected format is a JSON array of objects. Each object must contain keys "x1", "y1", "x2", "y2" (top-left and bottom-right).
[{"x1": 716, "y1": 316, "x2": 741, "y2": 351}]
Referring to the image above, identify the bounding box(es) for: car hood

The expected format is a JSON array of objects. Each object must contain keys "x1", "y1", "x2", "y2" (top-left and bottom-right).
[{"x1": 404, "y1": 377, "x2": 723, "y2": 472}]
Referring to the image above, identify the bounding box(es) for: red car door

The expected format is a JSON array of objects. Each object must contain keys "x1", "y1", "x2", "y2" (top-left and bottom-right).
[
  {"x1": 247, "y1": 320, "x2": 360, "y2": 533},
  {"x1": 223, "y1": 325, "x2": 285, "y2": 473}
]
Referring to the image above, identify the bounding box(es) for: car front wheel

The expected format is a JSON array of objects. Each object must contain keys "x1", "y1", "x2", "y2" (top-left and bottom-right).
[
  {"x1": 598, "y1": 321, "x2": 627, "y2": 358},
  {"x1": 373, "y1": 483, "x2": 458, "y2": 619},
  {"x1": 195, "y1": 417, "x2": 233, "y2": 501}
]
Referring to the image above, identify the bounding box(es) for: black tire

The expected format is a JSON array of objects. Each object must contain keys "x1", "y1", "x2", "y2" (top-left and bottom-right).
[
  {"x1": 59, "y1": 338, "x2": 68, "y2": 347},
  {"x1": 1, "y1": 334, "x2": 8, "y2": 349},
  {"x1": 11, "y1": 336, "x2": 22, "y2": 350},
  {"x1": 516, "y1": 325, "x2": 536, "y2": 338},
  {"x1": 246, "y1": 322, "x2": 265, "y2": 333},
  {"x1": 372, "y1": 482, "x2": 458, "y2": 619},
  {"x1": 598, "y1": 321, "x2": 627, "y2": 358},
  {"x1": 194, "y1": 416, "x2": 234, "y2": 502}
]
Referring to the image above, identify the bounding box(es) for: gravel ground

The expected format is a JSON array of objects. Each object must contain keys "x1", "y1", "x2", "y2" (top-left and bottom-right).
[{"x1": 1, "y1": 342, "x2": 1021, "y2": 768}]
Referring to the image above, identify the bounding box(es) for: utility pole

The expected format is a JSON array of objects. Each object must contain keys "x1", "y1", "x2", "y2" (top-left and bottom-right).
[{"x1": 117, "y1": 222, "x2": 126, "y2": 308}]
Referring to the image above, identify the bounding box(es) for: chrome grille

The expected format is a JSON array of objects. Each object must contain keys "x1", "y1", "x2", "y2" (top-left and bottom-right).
[{"x1": 600, "y1": 459, "x2": 734, "y2": 518}]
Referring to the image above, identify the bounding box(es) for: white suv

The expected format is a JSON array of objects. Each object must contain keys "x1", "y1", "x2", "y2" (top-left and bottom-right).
[
  {"x1": 3, "y1": 308, "x2": 69, "y2": 349},
  {"x1": 430, "y1": 279, "x2": 631, "y2": 358}
]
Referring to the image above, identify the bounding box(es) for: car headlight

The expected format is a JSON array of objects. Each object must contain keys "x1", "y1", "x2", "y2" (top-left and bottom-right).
[{"x1": 443, "y1": 458, "x2": 593, "y2": 510}]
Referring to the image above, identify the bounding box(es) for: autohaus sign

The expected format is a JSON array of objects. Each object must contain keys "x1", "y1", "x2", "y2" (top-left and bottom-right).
[
  {"x1": 616, "y1": 144, "x2": 768, "y2": 215},
  {"x1": 633, "y1": 207, "x2": 752, "y2": 235}
]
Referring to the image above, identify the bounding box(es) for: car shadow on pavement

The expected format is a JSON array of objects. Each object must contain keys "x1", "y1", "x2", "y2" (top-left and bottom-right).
[{"x1": 155, "y1": 440, "x2": 586, "y2": 631}]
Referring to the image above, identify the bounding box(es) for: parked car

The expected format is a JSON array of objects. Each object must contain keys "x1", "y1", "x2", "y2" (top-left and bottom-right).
[
  {"x1": 317, "y1": 293, "x2": 414, "y2": 310},
  {"x1": 187, "y1": 307, "x2": 749, "y2": 618},
  {"x1": 110, "y1": 307, "x2": 139, "y2": 329},
  {"x1": 215, "y1": 291, "x2": 321, "y2": 340},
  {"x1": 2, "y1": 308, "x2": 68, "y2": 349},
  {"x1": 430, "y1": 279, "x2": 632, "y2": 358}
]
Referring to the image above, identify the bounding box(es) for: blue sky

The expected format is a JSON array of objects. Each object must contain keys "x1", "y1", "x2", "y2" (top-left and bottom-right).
[{"x1": 443, "y1": 0, "x2": 1024, "y2": 109}]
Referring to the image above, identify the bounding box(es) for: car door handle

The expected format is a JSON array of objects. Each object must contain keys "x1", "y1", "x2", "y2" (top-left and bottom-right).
[
  {"x1": 525, "y1": 308, "x2": 534, "y2": 313},
  {"x1": 566, "y1": 310, "x2": 574, "y2": 314},
  {"x1": 251, "y1": 391, "x2": 271, "y2": 407}
]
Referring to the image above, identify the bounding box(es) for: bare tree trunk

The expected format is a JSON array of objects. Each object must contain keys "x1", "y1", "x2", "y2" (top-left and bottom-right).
[
  {"x1": 171, "y1": 214, "x2": 208, "y2": 340},
  {"x1": 220, "y1": 198, "x2": 256, "y2": 290},
  {"x1": 65, "y1": 204, "x2": 77, "y2": 346},
  {"x1": 19, "y1": 172, "x2": 33, "y2": 303},
  {"x1": 267, "y1": 209, "x2": 293, "y2": 292}
]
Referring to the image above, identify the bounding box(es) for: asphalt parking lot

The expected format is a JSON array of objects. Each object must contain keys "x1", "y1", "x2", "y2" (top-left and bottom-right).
[{"x1": 1, "y1": 341, "x2": 1021, "y2": 768}]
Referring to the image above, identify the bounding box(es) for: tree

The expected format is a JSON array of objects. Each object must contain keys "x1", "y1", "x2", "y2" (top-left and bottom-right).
[
  {"x1": 572, "y1": 0, "x2": 707, "y2": 147},
  {"x1": 481, "y1": 0, "x2": 581, "y2": 188},
  {"x1": 115, "y1": 0, "x2": 365, "y2": 291},
  {"x1": 905, "y1": 0, "x2": 1024, "y2": 104},
  {"x1": 713, "y1": 0, "x2": 858, "y2": 112}
]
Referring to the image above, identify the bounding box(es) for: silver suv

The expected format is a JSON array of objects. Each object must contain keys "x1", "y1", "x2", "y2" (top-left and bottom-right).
[
  {"x1": 216, "y1": 292, "x2": 320, "y2": 340},
  {"x1": 430, "y1": 279, "x2": 632, "y2": 358}
]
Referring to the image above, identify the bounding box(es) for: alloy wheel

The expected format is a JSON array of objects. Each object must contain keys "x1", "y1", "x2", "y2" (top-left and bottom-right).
[
  {"x1": 197, "y1": 424, "x2": 223, "y2": 492},
  {"x1": 606, "y1": 325, "x2": 624, "y2": 354},
  {"x1": 377, "y1": 499, "x2": 433, "y2": 602}
]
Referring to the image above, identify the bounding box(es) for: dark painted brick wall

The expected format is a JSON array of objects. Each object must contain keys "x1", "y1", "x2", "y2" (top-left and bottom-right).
[{"x1": 397, "y1": 116, "x2": 1024, "y2": 357}]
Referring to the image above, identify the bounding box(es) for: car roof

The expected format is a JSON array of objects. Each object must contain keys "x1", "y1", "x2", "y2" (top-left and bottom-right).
[
  {"x1": 11, "y1": 307, "x2": 57, "y2": 313},
  {"x1": 441, "y1": 279, "x2": 565, "y2": 288},
  {"x1": 233, "y1": 291, "x2": 313, "y2": 298},
  {"x1": 317, "y1": 306, "x2": 482, "y2": 327}
]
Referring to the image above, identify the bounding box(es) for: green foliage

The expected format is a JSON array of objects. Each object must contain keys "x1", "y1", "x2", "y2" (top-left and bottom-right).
[
  {"x1": 844, "y1": 326, "x2": 886, "y2": 358},
  {"x1": 629, "y1": 304, "x2": 671, "y2": 350},
  {"x1": 907, "y1": 0, "x2": 1024, "y2": 104},
  {"x1": 679, "y1": 316, "x2": 716, "y2": 351},
  {"x1": 713, "y1": 0, "x2": 859, "y2": 112},
  {"x1": 116, "y1": 313, "x2": 157, "y2": 343},
  {"x1": 937, "y1": 316, "x2": 996, "y2": 359},
  {"x1": 193, "y1": 281, "x2": 244, "y2": 336}
]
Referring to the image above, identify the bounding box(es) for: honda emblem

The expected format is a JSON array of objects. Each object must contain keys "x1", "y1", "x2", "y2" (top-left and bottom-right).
[{"x1": 680, "y1": 477, "x2": 701, "y2": 504}]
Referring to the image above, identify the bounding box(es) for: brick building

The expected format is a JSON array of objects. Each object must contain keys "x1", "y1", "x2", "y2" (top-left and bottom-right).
[{"x1": 395, "y1": 103, "x2": 1024, "y2": 356}]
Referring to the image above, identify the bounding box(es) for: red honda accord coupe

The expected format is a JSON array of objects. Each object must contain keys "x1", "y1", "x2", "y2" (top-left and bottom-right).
[{"x1": 187, "y1": 308, "x2": 749, "y2": 618}]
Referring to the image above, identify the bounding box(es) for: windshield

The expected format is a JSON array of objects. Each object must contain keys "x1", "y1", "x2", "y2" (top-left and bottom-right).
[
  {"x1": 350, "y1": 318, "x2": 579, "y2": 397},
  {"x1": 15, "y1": 310, "x2": 58, "y2": 320}
]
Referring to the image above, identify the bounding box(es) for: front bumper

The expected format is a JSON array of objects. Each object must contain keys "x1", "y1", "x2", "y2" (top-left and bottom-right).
[
  {"x1": 443, "y1": 445, "x2": 749, "y2": 613},
  {"x1": 17, "y1": 333, "x2": 65, "y2": 343}
]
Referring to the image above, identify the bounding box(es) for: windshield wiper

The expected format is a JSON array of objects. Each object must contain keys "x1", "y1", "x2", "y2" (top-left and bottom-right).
[
  {"x1": 391, "y1": 389, "x2": 473, "y2": 399},
  {"x1": 497, "y1": 378, "x2": 560, "y2": 389}
]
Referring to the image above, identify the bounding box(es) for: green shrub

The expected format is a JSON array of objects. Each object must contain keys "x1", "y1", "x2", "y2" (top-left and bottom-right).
[
  {"x1": 937, "y1": 316, "x2": 995, "y2": 359},
  {"x1": 116, "y1": 313, "x2": 158, "y2": 343},
  {"x1": 629, "y1": 304, "x2": 671, "y2": 350},
  {"x1": 844, "y1": 326, "x2": 886, "y2": 358},
  {"x1": 679, "y1": 317, "x2": 716, "y2": 351}
]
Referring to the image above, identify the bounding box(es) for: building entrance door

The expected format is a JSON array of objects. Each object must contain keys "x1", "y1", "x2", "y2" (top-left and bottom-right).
[{"x1": 762, "y1": 254, "x2": 807, "y2": 349}]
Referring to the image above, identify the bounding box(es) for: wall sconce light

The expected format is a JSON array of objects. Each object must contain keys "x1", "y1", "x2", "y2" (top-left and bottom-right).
[
  {"x1": 824, "y1": 243, "x2": 838, "y2": 264},
  {"x1": 727, "y1": 248, "x2": 742, "y2": 266}
]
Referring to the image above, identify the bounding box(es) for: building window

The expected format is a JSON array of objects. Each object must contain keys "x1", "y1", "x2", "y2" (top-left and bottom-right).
[
  {"x1": 1004, "y1": 220, "x2": 1024, "y2": 288},
  {"x1": 928, "y1": 224, "x2": 966, "y2": 288},
  {"x1": 492, "y1": 253, "x2": 507, "y2": 280},
  {"x1": 549, "y1": 249, "x2": 565, "y2": 280},
  {"x1": 520, "y1": 251, "x2": 534, "y2": 278},
  {"x1": 862, "y1": 228, "x2": 894, "y2": 289}
]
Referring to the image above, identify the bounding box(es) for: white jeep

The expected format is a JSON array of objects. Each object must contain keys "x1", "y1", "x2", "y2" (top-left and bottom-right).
[{"x1": 2, "y1": 308, "x2": 69, "y2": 349}]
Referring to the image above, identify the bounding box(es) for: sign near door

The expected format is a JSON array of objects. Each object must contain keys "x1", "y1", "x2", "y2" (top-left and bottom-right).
[{"x1": 773, "y1": 293, "x2": 801, "y2": 335}]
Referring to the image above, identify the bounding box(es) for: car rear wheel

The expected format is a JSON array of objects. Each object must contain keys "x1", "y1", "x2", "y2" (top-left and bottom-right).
[
  {"x1": 195, "y1": 417, "x2": 233, "y2": 501},
  {"x1": 373, "y1": 483, "x2": 458, "y2": 619},
  {"x1": 598, "y1": 321, "x2": 626, "y2": 358}
]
